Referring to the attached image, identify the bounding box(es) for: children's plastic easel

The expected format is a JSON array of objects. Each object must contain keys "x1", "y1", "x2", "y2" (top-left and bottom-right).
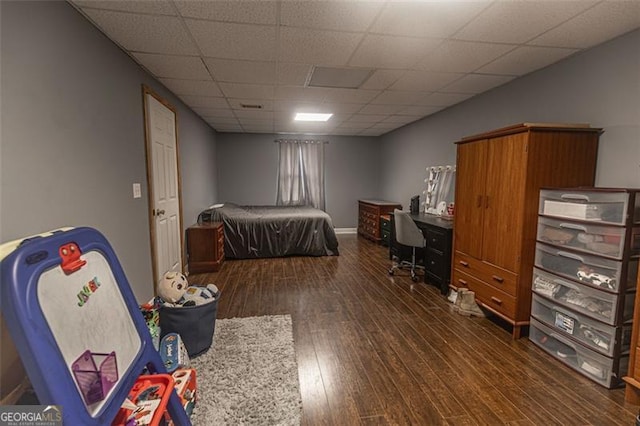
[{"x1": 0, "y1": 227, "x2": 191, "y2": 425}]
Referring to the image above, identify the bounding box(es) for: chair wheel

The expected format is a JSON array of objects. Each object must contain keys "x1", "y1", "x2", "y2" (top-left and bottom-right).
[
  {"x1": 388, "y1": 269, "x2": 394, "y2": 275},
  {"x1": 411, "y1": 275, "x2": 419, "y2": 282}
]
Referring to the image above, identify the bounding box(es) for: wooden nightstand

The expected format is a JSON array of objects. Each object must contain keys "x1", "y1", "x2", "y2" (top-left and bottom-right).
[{"x1": 187, "y1": 222, "x2": 224, "y2": 274}]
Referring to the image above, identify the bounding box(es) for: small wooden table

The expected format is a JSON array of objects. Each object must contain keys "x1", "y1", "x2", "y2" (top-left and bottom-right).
[{"x1": 186, "y1": 222, "x2": 224, "y2": 274}]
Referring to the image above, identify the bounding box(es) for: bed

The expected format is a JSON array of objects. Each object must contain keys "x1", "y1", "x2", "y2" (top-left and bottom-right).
[{"x1": 197, "y1": 203, "x2": 339, "y2": 259}]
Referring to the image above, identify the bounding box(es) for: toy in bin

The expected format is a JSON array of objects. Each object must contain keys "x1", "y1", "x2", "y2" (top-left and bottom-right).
[
  {"x1": 72, "y1": 350, "x2": 118, "y2": 406},
  {"x1": 112, "y1": 374, "x2": 174, "y2": 426},
  {"x1": 160, "y1": 333, "x2": 190, "y2": 373},
  {"x1": 167, "y1": 369, "x2": 197, "y2": 419}
]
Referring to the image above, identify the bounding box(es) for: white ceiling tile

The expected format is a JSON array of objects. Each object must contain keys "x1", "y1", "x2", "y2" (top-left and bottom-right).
[
  {"x1": 273, "y1": 100, "x2": 319, "y2": 112},
  {"x1": 359, "y1": 129, "x2": 386, "y2": 136},
  {"x1": 442, "y1": 74, "x2": 515, "y2": 94},
  {"x1": 234, "y1": 110, "x2": 275, "y2": 120},
  {"x1": 215, "y1": 125, "x2": 244, "y2": 133},
  {"x1": 397, "y1": 105, "x2": 444, "y2": 116},
  {"x1": 218, "y1": 83, "x2": 275, "y2": 99},
  {"x1": 358, "y1": 104, "x2": 405, "y2": 115},
  {"x1": 322, "y1": 88, "x2": 380, "y2": 104},
  {"x1": 275, "y1": 86, "x2": 329, "y2": 102},
  {"x1": 371, "y1": 1, "x2": 491, "y2": 38},
  {"x1": 281, "y1": 2, "x2": 383, "y2": 32},
  {"x1": 73, "y1": 1, "x2": 177, "y2": 15},
  {"x1": 237, "y1": 118, "x2": 273, "y2": 126},
  {"x1": 478, "y1": 46, "x2": 578, "y2": 76},
  {"x1": 388, "y1": 71, "x2": 463, "y2": 92},
  {"x1": 382, "y1": 115, "x2": 422, "y2": 125},
  {"x1": 206, "y1": 117, "x2": 240, "y2": 126},
  {"x1": 160, "y1": 78, "x2": 222, "y2": 96},
  {"x1": 179, "y1": 95, "x2": 230, "y2": 109},
  {"x1": 455, "y1": 1, "x2": 597, "y2": 44},
  {"x1": 194, "y1": 107, "x2": 236, "y2": 118},
  {"x1": 132, "y1": 53, "x2": 210, "y2": 79},
  {"x1": 204, "y1": 58, "x2": 276, "y2": 84},
  {"x1": 349, "y1": 35, "x2": 441, "y2": 69},
  {"x1": 175, "y1": 1, "x2": 277, "y2": 24},
  {"x1": 243, "y1": 126, "x2": 275, "y2": 134},
  {"x1": 370, "y1": 91, "x2": 426, "y2": 105},
  {"x1": 279, "y1": 27, "x2": 363, "y2": 66},
  {"x1": 186, "y1": 20, "x2": 276, "y2": 60},
  {"x1": 415, "y1": 40, "x2": 516, "y2": 72},
  {"x1": 83, "y1": 9, "x2": 198, "y2": 55},
  {"x1": 360, "y1": 70, "x2": 405, "y2": 90},
  {"x1": 416, "y1": 92, "x2": 474, "y2": 107},
  {"x1": 338, "y1": 121, "x2": 377, "y2": 130},
  {"x1": 529, "y1": 1, "x2": 640, "y2": 49},
  {"x1": 348, "y1": 114, "x2": 390, "y2": 123},
  {"x1": 278, "y1": 63, "x2": 313, "y2": 86},
  {"x1": 227, "y1": 98, "x2": 274, "y2": 111},
  {"x1": 332, "y1": 128, "x2": 370, "y2": 135}
]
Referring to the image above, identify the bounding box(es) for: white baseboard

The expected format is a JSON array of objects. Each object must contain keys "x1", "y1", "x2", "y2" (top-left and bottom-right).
[{"x1": 335, "y1": 228, "x2": 357, "y2": 234}]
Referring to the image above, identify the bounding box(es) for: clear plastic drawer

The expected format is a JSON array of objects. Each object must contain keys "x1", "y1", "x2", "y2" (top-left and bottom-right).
[
  {"x1": 532, "y1": 268, "x2": 634, "y2": 325},
  {"x1": 540, "y1": 189, "x2": 631, "y2": 225},
  {"x1": 534, "y1": 243, "x2": 626, "y2": 293},
  {"x1": 537, "y1": 216, "x2": 628, "y2": 260},
  {"x1": 529, "y1": 318, "x2": 628, "y2": 388},
  {"x1": 531, "y1": 293, "x2": 631, "y2": 357}
]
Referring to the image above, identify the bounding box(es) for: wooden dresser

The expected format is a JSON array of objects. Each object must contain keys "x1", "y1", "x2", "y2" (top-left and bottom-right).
[
  {"x1": 187, "y1": 222, "x2": 224, "y2": 274},
  {"x1": 451, "y1": 123, "x2": 601, "y2": 338},
  {"x1": 358, "y1": 200, "x2": 402, "y2": 242}
]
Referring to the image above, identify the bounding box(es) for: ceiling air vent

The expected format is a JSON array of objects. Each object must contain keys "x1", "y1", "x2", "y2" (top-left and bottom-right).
[{"x1": 240, "y1": 103, "x2": 263, "y2": 109}]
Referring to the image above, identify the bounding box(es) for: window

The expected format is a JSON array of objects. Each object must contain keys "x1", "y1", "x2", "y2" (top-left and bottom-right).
[{"x1": 275, "y1": 139, "x2": 325, "y2": 210}]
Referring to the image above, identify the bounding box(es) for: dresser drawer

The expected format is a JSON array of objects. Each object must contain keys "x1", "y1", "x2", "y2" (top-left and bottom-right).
[
  {"x1": 453, "y1": 251, "x2": 517, "y2": 296},
  {"x1": 537, "y1": 216, "x2": 631, "y2": 260},
  {"x1": 532, "y1": 267, "x2": 634, "y2": 325},
  {"x1": 530, "y1": 317, "x2": 628, "y2": 388},
  {"x1": 453, "y1": 269, "x2": 516, "y2": 318},
  {"x1": 535, "y1": 243, "x2": 637, "y2": 293},
  {"x1": 531, "y1": 293, "x2": 631, "y2": 357},
  {"x1": 426, "y1": 250, "x2": 447, "y2": 280}
]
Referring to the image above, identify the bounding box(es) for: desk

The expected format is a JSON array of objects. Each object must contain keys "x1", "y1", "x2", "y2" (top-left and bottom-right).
[{"x1": 390, "y1": 213, "x2": 453, "y2": 294}]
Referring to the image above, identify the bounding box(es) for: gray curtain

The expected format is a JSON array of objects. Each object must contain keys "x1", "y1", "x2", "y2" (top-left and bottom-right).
[{"x1": 276, "y1": 139, "x2": 325, "y2": 210}]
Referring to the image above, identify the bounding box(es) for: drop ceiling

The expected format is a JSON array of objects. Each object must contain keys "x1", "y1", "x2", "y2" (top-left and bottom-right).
[{"x1": 69, "y1": 0, "x2": 640, "y2": 136}]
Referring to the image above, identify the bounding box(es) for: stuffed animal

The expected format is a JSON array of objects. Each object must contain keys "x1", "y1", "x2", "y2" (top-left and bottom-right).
[
  {"x1": 158, "y1": 271, "x2": 188, "y2": 303},
  {"x1": 181, "y1": 284, "x2": 218, "y2": 306}
]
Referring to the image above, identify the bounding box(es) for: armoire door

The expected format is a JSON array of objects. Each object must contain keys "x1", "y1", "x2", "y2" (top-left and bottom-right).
[
  {"x1": 454, "y1": 140, "x2": 488, "y2": 259},
  {"x1": 481, "y1": 133, "x2": 527, "y2": 272}
]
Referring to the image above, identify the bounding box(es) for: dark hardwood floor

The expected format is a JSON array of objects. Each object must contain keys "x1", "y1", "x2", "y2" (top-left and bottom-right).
[{"x1": 188, "y1": 234, "x2": 638, "y2": 425}]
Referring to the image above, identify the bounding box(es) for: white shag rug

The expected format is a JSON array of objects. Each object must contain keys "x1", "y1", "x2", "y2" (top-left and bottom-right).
[{"x1": 189, "y1": 315, "x2": 302, "y2": 425}]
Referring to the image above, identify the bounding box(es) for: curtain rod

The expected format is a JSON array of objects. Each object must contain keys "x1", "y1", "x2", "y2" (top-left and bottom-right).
[{"x1": 274, "y1": 139, "x2": 329, "y2": 144}]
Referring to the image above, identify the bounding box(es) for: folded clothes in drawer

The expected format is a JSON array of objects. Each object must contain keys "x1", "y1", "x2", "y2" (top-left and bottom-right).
[
  {"x1": 532, "y1": 268, "x2": 634, "y2": 325},
  {"x1": 529, "y1": 318, "x2": 628, "y2": 388},
  {"x1": 531, "y1": 293, "x2": 631, "y2": 357},
  {"x1": 537, "y1": 216, "x2": 628, "y2": 259},
  {"x1": 534, "y1": 243, "x2": 626, "y2": 292}
]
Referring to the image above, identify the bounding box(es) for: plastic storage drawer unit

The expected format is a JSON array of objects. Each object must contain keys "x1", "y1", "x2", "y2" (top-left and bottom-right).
[
  {"x1": 532, "y1": 267, "x2": 635, "y2": 325},
  {"x1": 531, "y1": 293, "x2": 631, "y2": 357},
  {"x1": 530, "y1": 318, "x2": 629, "y2": 388},
  {"x1": 539, "y1": 189, "x2": 638, "y2": 225}
]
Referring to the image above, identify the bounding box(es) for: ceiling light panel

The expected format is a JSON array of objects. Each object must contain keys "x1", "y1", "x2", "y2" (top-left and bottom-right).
[
  {"x1": 308, "y1": 66, "x2": 374, "y2": 89},
  {"x1": 294, "y1": 113, "x2": 333, "y2": 122}
]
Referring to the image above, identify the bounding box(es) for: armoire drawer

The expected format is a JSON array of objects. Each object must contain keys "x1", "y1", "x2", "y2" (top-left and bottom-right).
[
  {"x1": 453, "y1": 251, "x2": 517, "y2": 296},
  {"x1": 532, "y1": 267, "x2": 634, "y2": 325},
  {"x1": 531, "y1": 293, "x2": 631, "y2": 357},
  {"x1": 453, "y1": 269, "x2": 516, "y2": 318},
  {"x1": 530, "y1": 317, "x2": 628, "y2": 388}
]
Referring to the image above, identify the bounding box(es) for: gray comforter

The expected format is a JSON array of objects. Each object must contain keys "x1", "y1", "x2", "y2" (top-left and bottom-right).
[{"x1": 197, "y1": 203, "x2": 339, "y2": 259}]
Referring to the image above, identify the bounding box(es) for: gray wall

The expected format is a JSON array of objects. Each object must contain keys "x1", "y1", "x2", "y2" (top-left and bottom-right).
[
  {"x1": 216, "y1": 133, "x2": 380, "y2": 228},
  {"x1": 379, "y1": 28, "x2": 640, "y2": 206},
  {"x1": 0, "y1": 1, "x2": 218, "y2": 303}
]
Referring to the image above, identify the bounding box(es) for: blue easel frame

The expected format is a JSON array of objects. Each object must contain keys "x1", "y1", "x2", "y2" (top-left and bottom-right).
[{"x1": 0, "y1": 227, "x2": 191, "y2": 425}]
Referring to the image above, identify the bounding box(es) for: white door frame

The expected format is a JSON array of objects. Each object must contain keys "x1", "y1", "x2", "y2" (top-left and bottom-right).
[{"x1": 142, "y1": 85, "x2": 184, "y2": 293}]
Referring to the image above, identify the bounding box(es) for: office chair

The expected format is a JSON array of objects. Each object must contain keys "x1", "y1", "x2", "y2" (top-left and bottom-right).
[{"x1": 388, "y1": 209, "x2": 426, "y2": 282}]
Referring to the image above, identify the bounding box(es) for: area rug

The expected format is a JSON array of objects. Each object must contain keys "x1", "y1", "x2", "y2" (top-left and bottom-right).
[{"x1": 190, "y1": 315, "x2": 302, "y2": 425}]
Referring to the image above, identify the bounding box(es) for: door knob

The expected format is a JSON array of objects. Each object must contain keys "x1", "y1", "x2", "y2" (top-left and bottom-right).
[{"x1": 155, "y1": 209, "x2": 165, "y2": 216}]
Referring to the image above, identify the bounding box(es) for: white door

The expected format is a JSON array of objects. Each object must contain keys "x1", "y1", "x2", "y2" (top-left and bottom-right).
[{"x1": 144, "y1": 90, "x2": 182, "y2": 289}]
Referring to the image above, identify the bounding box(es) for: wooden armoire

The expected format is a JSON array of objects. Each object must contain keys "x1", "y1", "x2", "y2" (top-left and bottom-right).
[{"x1": 451, "y1": 123, "x2": 602, "y2": 338}]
